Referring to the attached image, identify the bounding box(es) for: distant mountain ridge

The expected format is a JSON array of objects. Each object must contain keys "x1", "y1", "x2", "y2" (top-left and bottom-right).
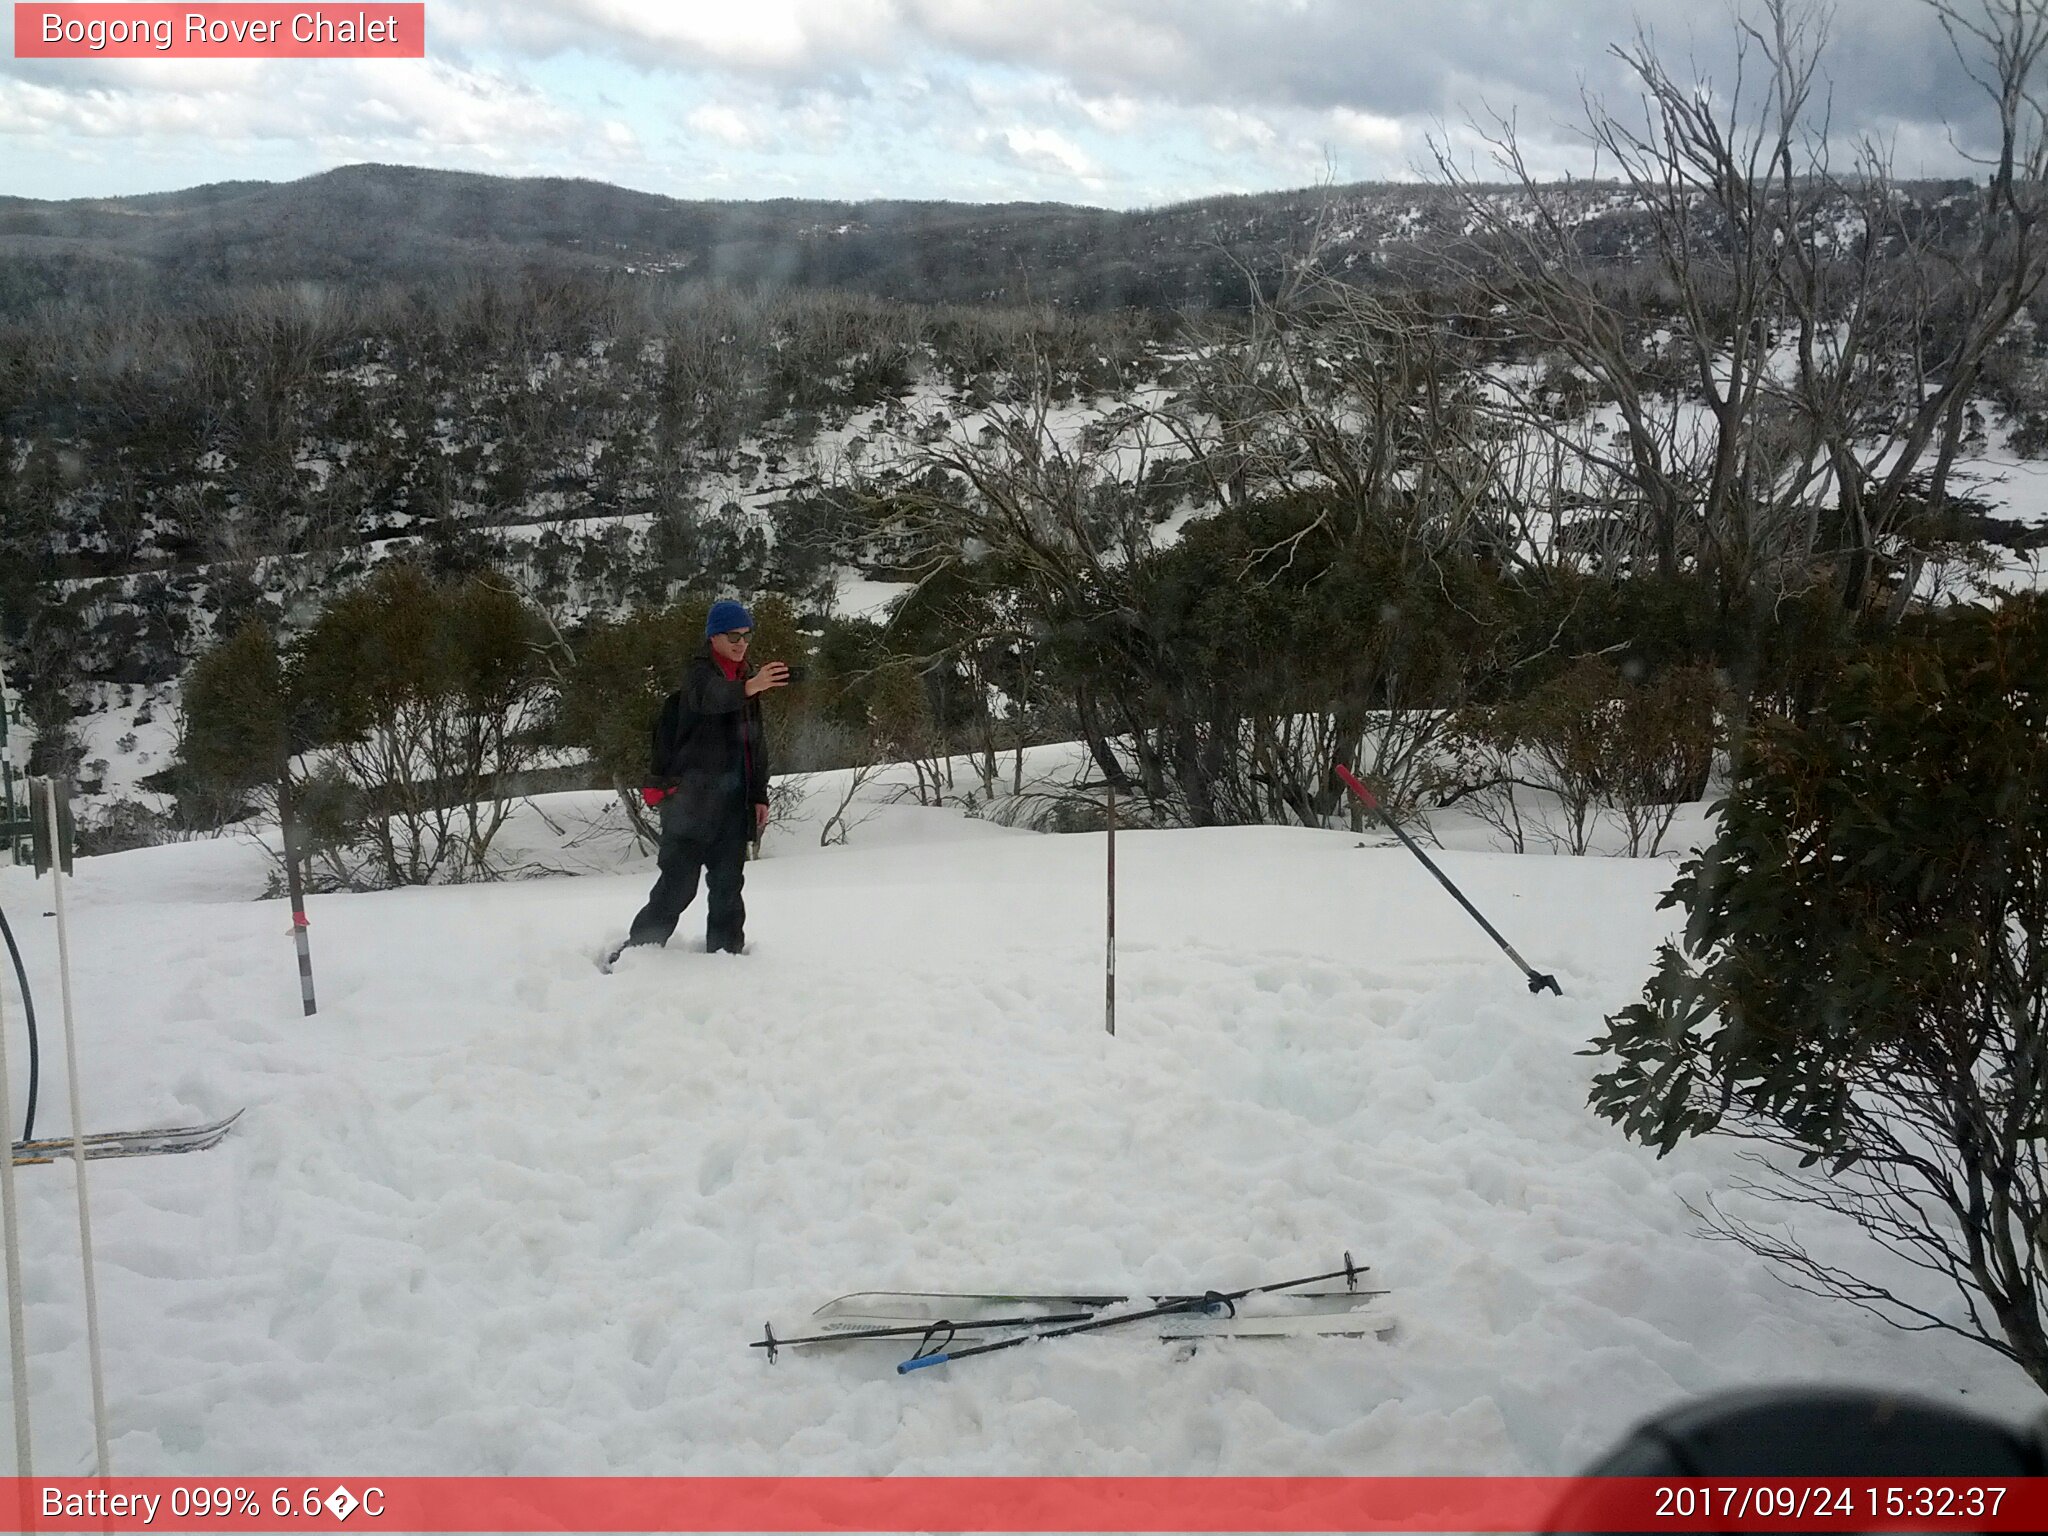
[
  {"x1": 0, "y1": 161, "x2": 1983, "y2": 317},
  {"x1": 0, "y1": 164, "x2": 1127, "y2": 309}
]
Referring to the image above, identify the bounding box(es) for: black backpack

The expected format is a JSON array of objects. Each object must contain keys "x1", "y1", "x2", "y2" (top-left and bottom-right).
[{"x1": 648, "y1": 690, "x2": 686, "y2": 785}]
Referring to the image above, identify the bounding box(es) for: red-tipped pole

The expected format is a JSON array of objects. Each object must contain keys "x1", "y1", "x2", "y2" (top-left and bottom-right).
[
  {"x1": 278, "y1": 774, "x2": 317, "y2": 1017},
  {"x1": 1105, "y1": 777, "x2": 1116, "y2": 1037},
  {"x1": 1332, "y1": 763, "x2": 1561, "y2": 997}
]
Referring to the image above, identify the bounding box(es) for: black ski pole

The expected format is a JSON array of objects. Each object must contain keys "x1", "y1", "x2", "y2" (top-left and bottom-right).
[
  {"x1": 897, "y1": 1254, "x2": 1367, "y2": 1374},
  {"x1": 1332, "y1": 764, "x2": 1561, "y2": 997},
  {"x1": 0, "y1": 904, "x2": 37, "y2": 1142},
  {"x1": 755, "y1": 1309, "x2": 1099, "y2": 1359}
]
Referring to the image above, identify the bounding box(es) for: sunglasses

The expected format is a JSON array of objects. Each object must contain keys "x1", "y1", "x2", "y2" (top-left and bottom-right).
[{"x1": 718, "y1": 630, "x2": 753, "y2": 642}]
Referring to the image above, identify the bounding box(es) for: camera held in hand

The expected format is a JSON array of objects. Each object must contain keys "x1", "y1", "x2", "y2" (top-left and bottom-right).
[{"x1": 782, "y1": 664, "x2": 807, "y2": 684}]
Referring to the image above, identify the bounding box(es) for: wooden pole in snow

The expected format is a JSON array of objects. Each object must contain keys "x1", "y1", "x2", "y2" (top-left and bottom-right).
[
  {"x1": 278, "y1": 775, "x2": 317, "y2": 1017},
  {"x1": 1105, "y1": 778, "x2": 1116, "y2": 1037}
]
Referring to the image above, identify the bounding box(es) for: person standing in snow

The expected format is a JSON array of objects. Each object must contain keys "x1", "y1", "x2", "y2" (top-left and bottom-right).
[{"x1": 609, "y1": 600, "x2": 789, "y2": 964}]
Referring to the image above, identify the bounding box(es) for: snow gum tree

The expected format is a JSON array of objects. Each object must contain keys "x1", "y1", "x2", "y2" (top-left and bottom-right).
[
  {"x1": 1589, "y1": 593, "x2": 2048, "y2": 1392},
  {"x1": 178, "y1": 618, "x2": 289, "y2": 820},
  {"x1": 1438, "y1": 0, "x2": 2048, "y2": 745},
  {"x1": 283, "y1": 564, "x2": 547, "y2": 885}
]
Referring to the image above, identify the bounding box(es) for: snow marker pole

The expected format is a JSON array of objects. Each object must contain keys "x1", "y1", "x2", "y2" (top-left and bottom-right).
[
  {"x1": 40, "y1": 778, "x2": 111, "y2": 1475},
  {"x1": 277, "y1": 774, "x2": 317, "y2": 1017},
  {"x1": 1105, "y1": 777, "x2": 1116, "y2": 1037},
  {"x1": 1332, "y1": 763, "x2": 1562, "y2": 997},
  {"x1": 898, "y1": 1253, "x2": 1367, "y2": 1374}
]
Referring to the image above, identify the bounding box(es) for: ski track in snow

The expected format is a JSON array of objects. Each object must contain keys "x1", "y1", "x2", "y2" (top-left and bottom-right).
[{"x1": 0, "y1": 792, "x2": 2035, "y2": 1476}]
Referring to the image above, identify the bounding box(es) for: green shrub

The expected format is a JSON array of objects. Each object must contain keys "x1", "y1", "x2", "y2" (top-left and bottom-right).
[
  {"x1": 289, "y1": 564, "x2": 546, "y2": 885},
  {"x1": 1589, "y1": 593, "x2": 2048, "y2": 1391},
  {"x1": 1450, "y1": 658, "x2": 1720, "y2": 855},
  {"x1": 184, "y1": 565, "x2": 548, "y2": 887},
  {"x1": 180, "y1": 619, "x2": 289, "y2": 800}
]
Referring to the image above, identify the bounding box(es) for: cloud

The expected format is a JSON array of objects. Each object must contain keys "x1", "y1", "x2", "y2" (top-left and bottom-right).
[
  {"x1": 0, "y1": 57, "x2": 609, "y2": 168},
  {"x1": 1204, "y1": 108, "x2": 1278, "y2": 155},
  {"x1": 1075, "y1": 93, "x2": 1142, "y2": 133},
  {"x1": 787, "y1": 93, "x2": 850, "y2": 149},
  {"x1": 1327, "y1": 108, "x2": 1405, "y2": 154},
  {"x1": 461, "y1": 0, "x2": 908, "y2": 77},
  {"x1": 892, "y1": 0, "x2": 1993, "y2": 153},
  {"x1": 990, "y1": 124, "x2": 1103, "y2": 183},
  {"x1": 673, "y1": 87, "x2": 854, "y2": 157},
  {"x1": 0, "y1": 0, "x2": 2016, "y2": 207},
  {"x1": 448, "y1": 1, "x2": 2008, "y2": 185},
  {"x1": 686, "y1": 102, "x2": 762, "y2": 148}
]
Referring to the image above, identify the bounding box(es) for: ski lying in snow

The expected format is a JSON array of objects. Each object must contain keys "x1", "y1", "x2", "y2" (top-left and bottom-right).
[
  {"x1": 811, "y1": 1286, "x2": 1383, "y2": 1319},
  {"x1": 12, "y1": 1126, "x2": 240, "y2": 1166},
  {"x1": 889, "y1": 1259, "x2": 1390, "y2": 1373},
  {"x1": 14, "y1": 1108, "x2": 243, "y2": 1156},
  {"x1": 795, "y1": 1304, "x2": 1397, "y2": 1344},
  {"x1": 761, "y1": 1261, "x2": 1400, "y2": 1359},
  {"x1": 11, "y1": 1109, "x2": 244, "y2": 1167},
  {"x1": 759, "y1": 1303, "x2": 1397, "y2": 1359}
]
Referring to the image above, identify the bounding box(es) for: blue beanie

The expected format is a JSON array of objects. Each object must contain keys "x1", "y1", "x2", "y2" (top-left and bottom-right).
[{"x1": 705, "y1": 599, "x2": 752, "y2": 638}]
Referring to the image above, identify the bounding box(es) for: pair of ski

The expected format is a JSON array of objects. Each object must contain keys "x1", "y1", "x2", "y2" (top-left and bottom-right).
[
  {"x1": 757, "y1": 1256, "x2": 1395, "y2": 1374},
  {"x1": 10, "y1": 1109, "x2": 243, "y2": 1168}
]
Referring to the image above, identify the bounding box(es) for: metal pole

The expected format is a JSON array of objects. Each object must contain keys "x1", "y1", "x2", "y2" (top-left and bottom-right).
[
  {"x1": 42, "y1": 779, "x2": 109, "y2": 1475},
  {"x1": 0, "y1": 910, "x2": 32, "y2": 1480},
  {"x1": 1105, "y1": 778, "x2": 1116, "y2": 1037},
  {"x1": 1333, "y1": 763, "x2": 1561, "y2": 997},
  {"x1": 278, "y1": 775, "x2": 317, "y2": 1017}
]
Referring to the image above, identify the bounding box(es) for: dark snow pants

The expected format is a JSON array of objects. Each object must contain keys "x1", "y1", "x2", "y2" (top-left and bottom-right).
[{"x1": 624, "y1": 801, "x2": 750, "y2": 954}]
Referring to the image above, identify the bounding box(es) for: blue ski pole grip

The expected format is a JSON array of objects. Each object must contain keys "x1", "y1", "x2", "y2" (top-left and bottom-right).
[{"x1": 898, "y1": 1352, "x2": 950, "y2": 1374}]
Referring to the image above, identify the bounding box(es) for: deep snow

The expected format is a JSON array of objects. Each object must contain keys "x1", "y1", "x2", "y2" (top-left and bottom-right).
[{"x1": 0, "y1": 772, "x2": 2036, "y2": 1477}]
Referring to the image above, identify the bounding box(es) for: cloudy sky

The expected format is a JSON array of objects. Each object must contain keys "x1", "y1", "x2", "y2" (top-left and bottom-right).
[{"x1": 0, "y1": 1, "x2": 2007, "y2": 207}]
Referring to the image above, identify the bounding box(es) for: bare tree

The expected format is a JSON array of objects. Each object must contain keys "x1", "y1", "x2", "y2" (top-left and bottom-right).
[
  {"x1": 886, "y1": 356, "x2": 1161, "y2": 800},
  {"x1": 1434, "y1": 0, "x2": 2048, "y2": 718},
  {"x1": 1154, "y1": 245, "x2": 1506, "y2": 568},
  {"x1": 887, "y1": 306, "x2": 1492, "y2": 832}
]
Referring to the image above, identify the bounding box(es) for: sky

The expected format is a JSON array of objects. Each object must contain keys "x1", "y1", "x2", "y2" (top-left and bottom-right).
[{"x1": 0, "y1": 1, "x2": 2015, "y2": 209}]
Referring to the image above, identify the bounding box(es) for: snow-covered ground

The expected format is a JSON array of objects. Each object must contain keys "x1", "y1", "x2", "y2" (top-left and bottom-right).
[
  {"x1": 0, "y1": 766, "x2": 2035, "y2": 1477},
  {"x1": 67, "y1": 683, "x2": 180, "y2": 803}
]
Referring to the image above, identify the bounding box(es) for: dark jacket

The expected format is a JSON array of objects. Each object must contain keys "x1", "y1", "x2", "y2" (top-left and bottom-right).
[{"x1": 650, "y1": 644, "x2": 769, "y2": 838}]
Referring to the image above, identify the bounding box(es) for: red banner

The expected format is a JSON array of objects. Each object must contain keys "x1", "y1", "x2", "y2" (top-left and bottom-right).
[
  {"x1": 13, "y1": 6, "x2": 425, "y2": 59},
  {"x1": 3, "y1": 1477, "x2": 2045, "y2": 1532}
]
